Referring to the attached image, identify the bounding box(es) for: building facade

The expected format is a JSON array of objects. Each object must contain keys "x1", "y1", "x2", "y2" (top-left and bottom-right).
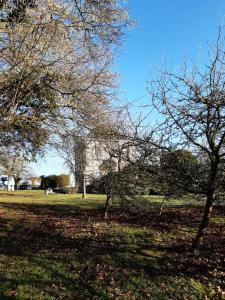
[
  {"x1": 0, "y1": 175, "x2": 15, "y2": 191},
  {"x1": 75, "y1": 137, "x2": 133, "y2": 189}
]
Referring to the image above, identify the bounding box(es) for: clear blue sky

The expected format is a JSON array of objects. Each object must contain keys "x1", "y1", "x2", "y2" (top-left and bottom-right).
[
  {"x1": 118, "y1": 0, "x2": 224, "y2": 104},
  {"x1": 30, "y1": 0, "x2": 225, "y2": 176}
]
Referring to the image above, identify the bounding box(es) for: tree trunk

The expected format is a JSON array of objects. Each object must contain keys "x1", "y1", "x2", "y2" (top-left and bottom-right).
[
  {"x1": 192, "y1": 194, "x2": 214, "y2": 251},
  {"x1": 159, "y1": 196, "x2": 167, "y2": 215},
  {"x1": 82, "y1": 175, "x2": 86, "y2": 199},
  {"x1": 192, "y1": 160, "x2": 218, "y2": 251},
  {"x1": 104, "y1": 195, "x2": 110, "y2": 220}
]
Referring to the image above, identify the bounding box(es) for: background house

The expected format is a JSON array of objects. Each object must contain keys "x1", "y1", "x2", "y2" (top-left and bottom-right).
[
  {"x1": 75, "y1": 137, "x2": 134, "y2": 191},
  {"x1": 17, "y1": 176, "x2": 41, "y2": 190},
  {"x1": 0, "y1": 175, "x2": 15, "y2": 191}
]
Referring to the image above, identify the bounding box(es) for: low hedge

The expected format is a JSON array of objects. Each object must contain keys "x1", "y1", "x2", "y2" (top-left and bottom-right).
[{"x1": 53, "y1": 187, "x2": 76, "y2": 194}]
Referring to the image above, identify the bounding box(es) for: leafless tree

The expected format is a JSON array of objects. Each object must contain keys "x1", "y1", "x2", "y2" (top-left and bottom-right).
[
  {"x1": 148, "y1": 28, "x2": 225, "y2": 250},
  {"x1": 53, "y1": 128, "x2": 89, "y2": 197},
  {"x1": 0, "y1": 146, "x2": 28, "y2": 188},
  {"x1": 89, "y1": 109, "x2": 160, "y2": 218},
  {"x1": 51, "y1": 107, "x2": 115, "y2": 197}
]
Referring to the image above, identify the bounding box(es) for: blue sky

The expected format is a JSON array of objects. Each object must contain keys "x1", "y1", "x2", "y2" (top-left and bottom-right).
[
  {"x1": 30, "y1": 0, "x2": 225, "y2": 176},
  {"x1": 118, "y1": 0, "x2": 224, "y2": 104}
]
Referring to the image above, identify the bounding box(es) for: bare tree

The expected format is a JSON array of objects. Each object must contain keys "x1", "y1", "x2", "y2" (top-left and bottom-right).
[
  {"x1": 91, "y1": 110, "x2": 160, "y2": 218},
  {"x1": 148, "y1": 29, "x2": 225, "y2": 250},
  {"x1": 54, "y1": 128, "x2": 89, "y2": 197},
  {"x1": 0, "y1": 146, "x2": 28, "y2": 189}
]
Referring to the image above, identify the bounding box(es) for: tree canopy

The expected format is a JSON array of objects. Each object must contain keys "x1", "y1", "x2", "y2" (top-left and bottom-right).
[{"x1": 0, "y1": 0, "x2": 130, "y2": 155}]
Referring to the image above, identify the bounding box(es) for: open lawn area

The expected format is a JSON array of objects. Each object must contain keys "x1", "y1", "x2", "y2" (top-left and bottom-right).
[{"x1": 0, "y1": 191, "x2": 224, "y2": 299}]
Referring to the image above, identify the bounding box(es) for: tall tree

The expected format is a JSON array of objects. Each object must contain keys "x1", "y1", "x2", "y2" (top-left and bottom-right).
[{"x1": 0, "y1": 0, "x2": 130, "y2": 155}]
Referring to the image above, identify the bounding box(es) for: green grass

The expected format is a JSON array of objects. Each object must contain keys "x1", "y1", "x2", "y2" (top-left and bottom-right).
[
  {"x1": 143, "y1": 194, "x2": 206, "y2": 206},
  {"x1": 0, "y1": 191, "x2": 204, "y2": 207},
  {"x1": 0, "y1": 190, "x2": 106, "y2": 207},
  {"x1": 0, "y1": 190, "x2": 224, "y2": 299}
]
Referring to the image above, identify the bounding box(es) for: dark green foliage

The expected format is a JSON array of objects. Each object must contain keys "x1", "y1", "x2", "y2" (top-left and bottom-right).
[
  {"x1": 53, "y1": 187, "x2": 75, "y2": 194},
  {"x1": 89, "y1": 163, "x2": 159, "y2": 201},
  {"x1": 19, "y1": 183, "x2": 32, "y2": 190},
  {"x1": 159, "y1": 149, "x2": 199, "y2": 197},
  {"x1": 86, "y1": 181, "x2": 104, "y2": 194},
  {"x1": 40, "y1": 174, "x2": 70, "y2": 189},
  {"x1": 40, "y1": 175, "x2": 45, "y2": 190},
  {"x1": 44, "y1": 175, "x2": 58, "y2": 189}
]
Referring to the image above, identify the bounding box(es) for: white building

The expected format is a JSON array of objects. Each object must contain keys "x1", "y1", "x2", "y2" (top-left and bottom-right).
[
  {"x1": 75, "y1": 137, "x2": 134, "y2": 188},
  {"x1": 0, "y1": 175, "x2": 15, "y2": 191},
  {"x1": 8, "y1": 176, "x2": 15, "y2": 191}
]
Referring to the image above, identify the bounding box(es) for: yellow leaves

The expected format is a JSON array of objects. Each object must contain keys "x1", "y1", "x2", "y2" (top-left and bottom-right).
[{"x1": 0, "y1": 24, "x2": 10, "y2": 33}]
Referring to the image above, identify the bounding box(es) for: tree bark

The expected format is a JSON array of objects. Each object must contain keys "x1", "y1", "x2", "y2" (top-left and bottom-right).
[
  {"x1": 104, "y1": 194, "x2": 110, "y2": 220},
  {"x1": 159, "y1": 196, "x2": 167, "y2": 215},
  {"x1": 192, "y1": 194, "x2": 214, "y2": 251},
  {"x1": 192, "y1": 161, "x2": 218, "y2": 251},
  {"x1": 82, "y1": 175, "x2": 86, "y2": 199}
]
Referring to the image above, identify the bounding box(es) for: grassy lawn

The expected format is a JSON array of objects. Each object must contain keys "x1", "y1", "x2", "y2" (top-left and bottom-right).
[{"x1": 0, "y1": 191, "x2": 224, "y2": 299}]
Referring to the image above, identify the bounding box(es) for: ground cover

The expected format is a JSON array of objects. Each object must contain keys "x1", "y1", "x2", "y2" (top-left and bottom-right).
[{"x1": 0, "y1": 191, "x2": 224, "y2": 299}]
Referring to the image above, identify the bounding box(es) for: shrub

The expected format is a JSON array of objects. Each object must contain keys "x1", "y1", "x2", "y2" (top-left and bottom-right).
[{"x1": 53, "y1": 187, "x2": 76, "y2": 194}]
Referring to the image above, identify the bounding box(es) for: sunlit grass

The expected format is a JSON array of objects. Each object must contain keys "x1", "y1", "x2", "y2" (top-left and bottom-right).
[
  {"x1": 0, "y1": 190, "x2": 206, "y2": 208},
  {"x1": 0, "y1": 190, "x2": 224, "y2": 299},
  {"x1": 0, "y1": 190, "x2": 106, "y2": 208}
]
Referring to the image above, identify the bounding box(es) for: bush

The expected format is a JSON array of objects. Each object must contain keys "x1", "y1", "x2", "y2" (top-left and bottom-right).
[
  {"x1": 86, "y1": 181, "x2": 105, "y2": 194},
  {"x1": 149, "y1": 188, "x2": 161, "y2": 195},
  {"x1": 19, "y1": 184, "x2": 32, "y2": 190},
  {"x1": 41, "y1": 174, "x2": 70, "y2": 189},
  {"x1": 53, "y1": 187, "x2": 76, "y2": 194}
]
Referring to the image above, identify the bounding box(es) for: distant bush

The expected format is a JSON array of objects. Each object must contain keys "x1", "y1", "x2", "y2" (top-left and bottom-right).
[
  {"x1": 53, "y1": 187, "x2": 76, "y2": 194},
  {"x1": 19, "y1": 184, "x2": 32, "y2": 190},
  {"x1": 149, "y1": 188, "x2": 161, "y2": 195},
  {"x1": 86, "y1": 182, "x2": 105, "y2": 194},
  {"x1": 56, "y1": 175, "x2": 70, "y2": 188},
  {"x1": 41, "y1": 174, "x2": 70, "y2": 189},
  {"x1": 86, "y1": 177, "x2": 161, "y2": 196}
]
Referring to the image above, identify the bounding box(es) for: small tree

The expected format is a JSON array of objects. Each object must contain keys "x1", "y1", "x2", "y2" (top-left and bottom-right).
[
  {"x1": 149, "y1": 29, "x2": 225, "y2": 250},
  {"x1": 98, "y1": 126, "x2": 159, "y2": 217}
]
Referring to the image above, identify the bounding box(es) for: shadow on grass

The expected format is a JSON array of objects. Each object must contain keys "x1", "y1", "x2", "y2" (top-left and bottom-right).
[
  {"x1": 0, "y1": 193, "x2": 34, "y2": 198},
  {"x1": 0, "y1": 201, "x2": 224, "y2": 299}
]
